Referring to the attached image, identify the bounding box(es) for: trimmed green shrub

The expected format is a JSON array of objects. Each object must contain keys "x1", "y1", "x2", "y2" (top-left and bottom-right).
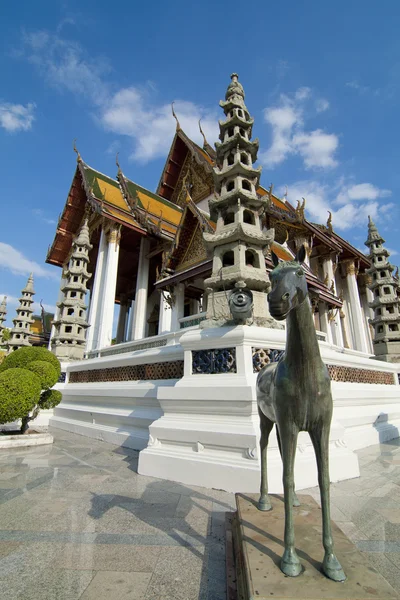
[
  {"x1": 27, "y1": 361, "x2": 58, "y2": 390},
  {"x1": 0, "y1": 346, "x2": 61, "y2": 378},
  {"x1": 40, "y1": 389, "x2": 62, "y2": 410},
  {"x1": 0, "y1": 368, "x2": 41, "y2": 424}
]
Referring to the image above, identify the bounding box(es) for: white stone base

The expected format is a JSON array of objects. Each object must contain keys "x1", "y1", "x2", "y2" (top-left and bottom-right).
[
  {"x1": 0, "y1": 432, "x2": 53, "y2": 449},
  {"x1": 50, "y1": 326, "x2": 400, "y2": 494}
]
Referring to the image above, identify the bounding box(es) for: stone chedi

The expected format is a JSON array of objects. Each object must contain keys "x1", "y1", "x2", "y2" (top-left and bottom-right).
[
  {"x1": 203, "y1": 73, "x2": 275, "y2": 326},
  {"x1": 51, "y1": 219, "x2": 92, "y2": 361},
  {"x1": 8, "y1": 274, "x2": 35, "y2": 350},
  {"x1": 0, "y1": 296, "x2": 7, "y2": 339},
  {"x1": 365, "y1": 216, "x2": 400, "y2": 362}
]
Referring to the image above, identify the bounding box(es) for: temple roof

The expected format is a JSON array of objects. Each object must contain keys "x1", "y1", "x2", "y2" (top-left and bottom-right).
[{"x1": 46, "y1": 160, "x2": 183, "y2": 267}]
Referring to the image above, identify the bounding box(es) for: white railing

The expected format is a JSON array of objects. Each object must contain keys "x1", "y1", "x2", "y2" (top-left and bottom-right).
[{"x1": 179, "y1": 312, "x2": 207, "y2": 329}]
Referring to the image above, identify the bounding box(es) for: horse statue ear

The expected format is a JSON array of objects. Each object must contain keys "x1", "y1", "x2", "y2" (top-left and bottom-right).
[
  {"x1": 271, "y1": 251, "x2": 279, "y2": 267},
  {"x1": 295, "y1": 244, "x2": 306, "y2": 265}
]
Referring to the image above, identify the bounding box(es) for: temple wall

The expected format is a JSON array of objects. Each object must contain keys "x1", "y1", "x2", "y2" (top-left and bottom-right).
[{"x1": 49, "y1": 325, "x2": 400, "y2": 494}]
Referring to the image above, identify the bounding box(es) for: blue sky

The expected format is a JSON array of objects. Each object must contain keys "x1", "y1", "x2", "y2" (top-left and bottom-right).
[{"x1": 1, "y1": 0, "x2": 399, "y2": 326}]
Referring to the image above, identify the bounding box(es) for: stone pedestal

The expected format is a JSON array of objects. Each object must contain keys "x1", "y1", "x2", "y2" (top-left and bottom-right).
[
  {"x1": 230, "y1": 493, "x2": 399, "y2": 599},
  {"x1": 138, "y1": 326, "x2": 359, "y2": 493}
]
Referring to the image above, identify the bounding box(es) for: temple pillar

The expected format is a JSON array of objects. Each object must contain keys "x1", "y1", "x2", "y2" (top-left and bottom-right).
[
  {"x1": 321, "y1": 255, "x2": 344, "y2": 347},
  {"x1": 358, "y1": 274, "x2": 374, "y2": 354},
  {"x1": 171, "y1": 283, "x2": 185, "y2": 331},
  {"x1": 98, "y1": 226, "x2": 120, "y2": 348},
  {"x1": 132, "y1": 237, "x2": 150, "y2": 340},
  {"x1": 127, "y1": 300, "x2": 135, "y2": 341},
  {"x1": 86, "y1": 228, "x2": 107, "y2": 352},
  {"x1": 318, "y1": 302, "x2": 333, "y2": 344},
  {"x1": 342, "y1": 259, "x2": 369, "y2": 354},
  {"x1": 116, "y1": 295, "x2": 129, "y2": 344},
  {"x1": 158, "y1": 291, "x2": 173, "y2": 334}
]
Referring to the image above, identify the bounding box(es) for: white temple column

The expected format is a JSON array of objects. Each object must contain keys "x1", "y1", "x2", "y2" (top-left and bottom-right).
[
  {"x1": 321, "y1": 256, "x2": 344, "y2": 347},
  {"x1": 171, "y1": 283, "x2": 185, "y2": 332},
  {"x1": 98, "y1": 227, "x2": 120, "y2": 348},
  {"x1": 86, "y1": 228, "x2": 107, "y2": 352},
  {"x1": 127, "y1": 300, "x2": 135, "y2": 341},
  {"x1": 359, "y1": 275, "x2": 374, "y2": 354},
  {"x1": 132, "y1": 237, "x2": 150, "y2": 340},
  {"x1": 116, "y1": 296, "x2": 129, "y2": 344},
  {"x1": 342, "y1": 259, "x2": 369, "y2": 354},
  {"x1": 158, "y1": 291, "x2": 173, "y2": 334},
  {"x1": 318, "y1": 302, "x2": 333, "y2": 344}
]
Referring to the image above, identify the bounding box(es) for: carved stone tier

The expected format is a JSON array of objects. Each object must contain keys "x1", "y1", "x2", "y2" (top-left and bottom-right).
[
  {"x1": 8, "y1": 274, "x2": 35, "y2": 350},
  {"x1": 202, "y1": 73, "x2": 275, "y2": 326},
  {"x1": 365, "y1": 216, "x2": 400, "y2": 362},
  {"x1": 52, "y1": 219, "x2": 92, "y2": 361}
]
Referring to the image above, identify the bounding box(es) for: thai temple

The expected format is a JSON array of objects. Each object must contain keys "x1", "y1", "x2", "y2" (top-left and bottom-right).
[{"x1": 45, "y1": 74, "x2": 400, "y2": 493}]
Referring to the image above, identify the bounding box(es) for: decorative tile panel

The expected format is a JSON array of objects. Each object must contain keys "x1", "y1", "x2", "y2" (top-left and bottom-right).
[
  {"x1": 192, "y1": 348, "x2": 236, "y2": 374},
  {"x1": 252, "y1": 347, "x2": 395, "y2": 385},
  {"x1": 69, "y1": 360, "x2": 183, "y2": 383},
  {"x1": 252, "y1": 348, "x2": 284, "y2": 372},
  {"x1": 327, "y1": 365, "x2": 395, "y2": 385}
]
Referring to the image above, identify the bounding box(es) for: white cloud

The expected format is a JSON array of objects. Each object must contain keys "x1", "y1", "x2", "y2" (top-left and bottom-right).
[
  {"x1": 260, "y1": 88, "x2": 339, "y2": 170},
  {"x1": 31, "y1": 209, "x2": 56, "y2": 225},
  {"x1": 19, "y1": 30, "x2": 219, "y2": 163},
  {"x1": 293, "y1": 130, "x2": 338, "y2": 169},
  {"x1": 22, "y1": 30, "x2": 109, "y2": 106},
  {"x1": 336, "y1": 183, "x2": 391, "y2": 205},
  {"x1": 315, "y1": 98, "x2": 329, "y2": 113},
  {"x1": 0, "y1": 102, "x2": 35, "y2": 132},
  {"x1": 102, "y1": 88, "x2": 219, "y2": 163},
  {"x1": 283, "y1": 180, "x2": 393, "y2": 231},
  {"x1": 0, "y1": 243, "x2": 58, "y2": 280}
]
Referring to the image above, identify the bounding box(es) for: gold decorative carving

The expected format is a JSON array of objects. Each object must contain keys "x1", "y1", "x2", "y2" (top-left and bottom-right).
[
  {"x1": 295, "y1": 197, "x2": 306, "y2": 221},
  {"x1": 326, "y1": 211, "x2": 333, "y2": 234},
  {"x1": 344, "y1": 260, "x2": 357, "y2": 277}
]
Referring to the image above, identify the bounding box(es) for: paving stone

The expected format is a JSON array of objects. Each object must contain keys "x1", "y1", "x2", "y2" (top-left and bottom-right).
[
  {"x1": 81, "y1": 571, "x2": 151, "y2": 600},
  {"x1": 50, "y1": 543, "x2": 160, "y2": 571}
]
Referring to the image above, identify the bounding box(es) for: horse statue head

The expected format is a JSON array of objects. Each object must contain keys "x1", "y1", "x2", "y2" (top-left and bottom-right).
[{"x1": 268, "y1": 244, "x2": 307, "y2": 321}]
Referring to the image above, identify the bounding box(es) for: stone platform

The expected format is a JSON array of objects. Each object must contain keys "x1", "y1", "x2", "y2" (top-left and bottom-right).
[{"x1": 230, "y1": 493, "x2": 399, "y2": 599}]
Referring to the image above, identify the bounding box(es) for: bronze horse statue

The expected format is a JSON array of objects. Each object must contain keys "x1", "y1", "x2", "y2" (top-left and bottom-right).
[{"x1": 256, "y1": 245, "x2": 346, "y2": 582}]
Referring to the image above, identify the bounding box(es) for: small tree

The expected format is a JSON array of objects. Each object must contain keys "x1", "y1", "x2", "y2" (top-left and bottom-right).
[{"x1": 0, "y1": 347, "x2": 62, "y2": 433}]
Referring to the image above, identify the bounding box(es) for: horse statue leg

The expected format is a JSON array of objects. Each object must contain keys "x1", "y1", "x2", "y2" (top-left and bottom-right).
[
  {"x1": 276, "y1": 428, "x2": 300, "y2": 507},
  {"x1": 278, "y1": 421, "x2": 302, "y2": 577},
  {"x1": 310, "y1": 423, "x2": 346, "y2": 582},
  {"x1": 258, "y1": 408, "x2": 274, "y2": 511}
]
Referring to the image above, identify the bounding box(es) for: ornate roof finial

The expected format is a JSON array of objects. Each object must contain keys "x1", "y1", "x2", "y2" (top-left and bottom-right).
[
  {"x1": 171, "y1": 102, "x2": 181, "y2": 131},
  {"x1": 327, "y1": 210, "x2": 333, "y2": 234},
  {"x1": 116, "y1": 152, "x2": 121, "y2": 174},
  {"x1": 73, "y1": 139, "x2": 82, "y2": 163},
  {"x1": 295, "y1": 198, "x2": 306, "y2": 221},
  {"x1": 225, "y1": 73, "x2": 245, "y2": 101},
  {"x1": 199, "y1": 119, "x2": 208, "y2": 147}
]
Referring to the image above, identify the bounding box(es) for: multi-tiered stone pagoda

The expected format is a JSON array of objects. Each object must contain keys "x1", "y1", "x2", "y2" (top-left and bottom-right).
[
  {"x1": 51, "y1": 219, "x2": 92, "y2": 361},
  {"x1": 365, "y1": 216, "x2": 400, "y2": 362},
  {"x1": 9, "y1": 274, "x2": 35, "y2": 350},
  {"x1": 0, "y1": 296, "x2": 7, "y2": 340},
  {"x1": 203, "y1": 73, "x2": 275, "y2": 326}
]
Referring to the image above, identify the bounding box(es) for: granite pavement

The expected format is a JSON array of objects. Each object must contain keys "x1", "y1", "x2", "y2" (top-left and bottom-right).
[{"x1": 0, "y1": 429, "x2": 399, "y2": 598}]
